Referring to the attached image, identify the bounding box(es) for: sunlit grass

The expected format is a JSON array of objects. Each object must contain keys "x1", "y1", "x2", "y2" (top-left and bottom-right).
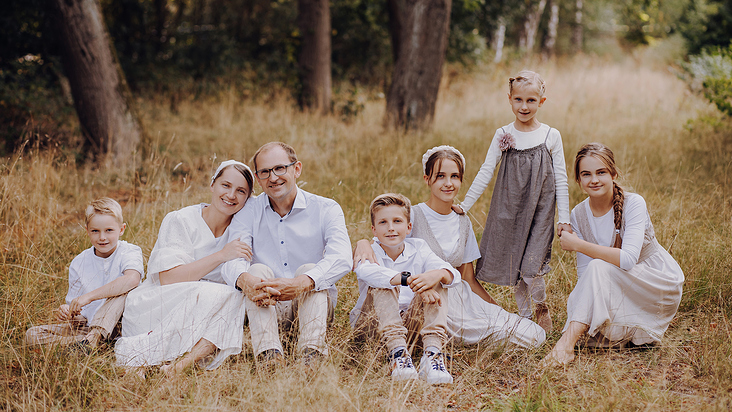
[{"x1": 1, "y1": 52, "x2": 731, "y2": 410}]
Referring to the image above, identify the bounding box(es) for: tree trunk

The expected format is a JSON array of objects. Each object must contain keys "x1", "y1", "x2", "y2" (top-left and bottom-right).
[
  {"x1": 573, "y1": 0, "x2": 583, "y2": 53},
  {"x1": 521, "y1": 0, "x2": 547, "y2": 54},
  {"x1": 542, "y1": 0, "x2": 559, "y2": 59},
  {"x1": 493, "y1": 16, "x2": 506, "y2": 63},
  {"x1": 52, "y1": 0, "x2": 142, "y2": 165},
  {"x1": 385, "y1": 0, "x2": 452, "y2": 130},
  {"x1": 297, "y1": 0, "x2": 332, "y2": 114}
]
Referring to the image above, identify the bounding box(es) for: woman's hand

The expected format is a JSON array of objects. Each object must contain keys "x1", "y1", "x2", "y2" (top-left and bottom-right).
[
  {"x1": 353, "y1": 239, "x2": 377, "y2": 270},
  {"x1": 451, "y1": 204, "x2": 465, "y2": 215},
  {"x1": 219, "y1": 239, "x2": 252, "y2": 262},
  {"x1": 559, "y1": 230, "x2": 582, "y2": 252}
]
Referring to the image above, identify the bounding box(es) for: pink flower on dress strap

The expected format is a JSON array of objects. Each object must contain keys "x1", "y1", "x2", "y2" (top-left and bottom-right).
[{"x1": 498, "y1": 132, "x2": 516, "y2": 151}]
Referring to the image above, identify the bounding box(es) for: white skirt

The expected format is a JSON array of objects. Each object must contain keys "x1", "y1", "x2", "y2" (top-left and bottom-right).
[
  {"x1": 115, "y1": 280, "x2": 246, "y2": 370},
  {"x1": 563, "y1": 248, "x2": 684, "y2": 345},
  {"x1": 446, "y1": 280, "x2": 546, "y2": 348}
]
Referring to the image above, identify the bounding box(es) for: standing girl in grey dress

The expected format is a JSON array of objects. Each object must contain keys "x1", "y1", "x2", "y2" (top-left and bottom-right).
[{"x1": 457, "y1": 70, "x2": 571, "y2": 332}]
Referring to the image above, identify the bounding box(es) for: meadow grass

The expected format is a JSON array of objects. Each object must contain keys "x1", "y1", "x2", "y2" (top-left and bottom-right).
[{"x1": 2, "y1": 53, "x2": 732, "y2": 410}]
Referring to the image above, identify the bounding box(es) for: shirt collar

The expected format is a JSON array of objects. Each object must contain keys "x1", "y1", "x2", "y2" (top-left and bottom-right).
[{"x1": 374, "y1": 238, "x2": 416, "y2": 263}]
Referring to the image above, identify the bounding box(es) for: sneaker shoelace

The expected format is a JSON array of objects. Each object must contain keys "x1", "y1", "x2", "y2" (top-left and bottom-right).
[
  {"x1": 395, "y1": 354, "x2": 415, "y2": 369},
  {"x1": 427, "y1": 352, "x2": 447, "y2": 372}
]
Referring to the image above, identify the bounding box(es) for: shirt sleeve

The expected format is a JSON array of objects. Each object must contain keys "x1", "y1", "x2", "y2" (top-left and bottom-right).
[
  {"x1": 460, "y1": 129, "x2": 503, "y2": 212},
  {"x1": 65, "y1": 254, "x2": 84, "y2": 305},
  {"x1": 550, "y1": 129, "x2": 571, "y2": 224},
  {"x1": 462, "y1": 220, "x2": 481, "y2": 264},
  {"x1": 303, "y1": 201, "x2": 354, "y2": 291},
  {"x1": 571, "y1": 209, "x2": 591, "y2": 279},
  {"x1": 420, "y1": 247, "x2": 461, "y2": 288},
  {"x1": 119, "y1": 243, "x2": 144, "y2": 280},
  {"x1": 146, "y1": 211, "x2": 198, "y2": 281},
  {"x1": 221, "y1": 200, "x2": 256, "y2": 287},
  {"x1": 618, "y1": 195, "x2": 648, "y2": 271},
  {"x1": 355, "y1": 260, "x2": 399, "y2": 289}
]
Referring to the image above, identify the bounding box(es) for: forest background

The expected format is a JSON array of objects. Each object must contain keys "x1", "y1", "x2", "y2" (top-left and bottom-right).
[{"x1": 1, "y1": 0, "x2": 732, "y2": 410}]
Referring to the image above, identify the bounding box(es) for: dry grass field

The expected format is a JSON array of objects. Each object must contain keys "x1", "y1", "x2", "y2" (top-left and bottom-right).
[{"x1": 2, "y1": 52, "x2": 731, "y2": 410}]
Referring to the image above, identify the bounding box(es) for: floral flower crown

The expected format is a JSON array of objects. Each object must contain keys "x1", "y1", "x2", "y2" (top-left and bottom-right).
[{"x1": 422, "y1": 145, "x2": 466, "y2": 175}]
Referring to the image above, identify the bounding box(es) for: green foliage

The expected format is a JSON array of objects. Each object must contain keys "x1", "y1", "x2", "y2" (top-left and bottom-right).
[
  {"x1": 682, "y1": 45, "x2": 732, "y2": 116},
  {"x1": 678, "y1": 0, "x2": 732, "y2": 54}
]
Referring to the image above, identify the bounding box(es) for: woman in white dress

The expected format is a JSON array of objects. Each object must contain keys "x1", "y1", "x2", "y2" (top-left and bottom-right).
[
  {"x1": 354, "y1": 146, "x2": 546, "y2": 349},
  {"x1": 115, "y1": 160, "x2": 254, "y2": 375},
  {"x1": 542, "y1": 143, "x2": 684, "y2": 365}
]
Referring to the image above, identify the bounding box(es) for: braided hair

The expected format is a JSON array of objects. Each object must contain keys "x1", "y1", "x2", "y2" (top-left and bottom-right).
[{"x1": 574, "y1": 143, "x2": 624, "y2": 248}]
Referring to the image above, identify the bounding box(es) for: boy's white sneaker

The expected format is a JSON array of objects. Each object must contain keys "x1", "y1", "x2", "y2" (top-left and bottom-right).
[
  {"x1": 389, "y1": 348, "x2": 418, "y2": 381},
  {"x1": 418, "y1": 350, "x2": 453, "y2": 384}
]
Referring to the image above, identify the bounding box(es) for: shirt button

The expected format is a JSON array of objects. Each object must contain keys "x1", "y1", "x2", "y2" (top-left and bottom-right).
[
  {"x1": 280, "y1": 219, "x2": 283, "y2": 222},
  {"x1": 280, "y1": 241, "x2": 284, "y2": 244},
  {"x1": 284, "y1": 263, "x2": 288, "y2": 266}
]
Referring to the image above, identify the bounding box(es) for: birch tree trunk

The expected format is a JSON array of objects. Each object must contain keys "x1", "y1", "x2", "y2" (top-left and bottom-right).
[
  {"x1": 52, "y1": 0, "x2": 142, "y2": 165},
  {"x1": 493, "y1": 16, "x2": 506, "y2": 63},
  {"x1": 521, "y1": 0, "x2": 548, "y2": 54},
  {"x1": 543, "y1": 0, "x2": 559, "y2": 59},
  {"x1": 385, "y1": 0, "x2": 452, "y2": 130},
  {"x1": 573, "y1": 0, "x2": 583, "y2": 53},
  {"x1": 297, "y1": 0, "x2": 332, "y2": 114}
]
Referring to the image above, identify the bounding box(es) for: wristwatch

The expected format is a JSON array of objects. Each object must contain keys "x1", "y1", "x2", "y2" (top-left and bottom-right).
[{"x1": 400, "y1": 271, "x2": 411, "y2": 286}]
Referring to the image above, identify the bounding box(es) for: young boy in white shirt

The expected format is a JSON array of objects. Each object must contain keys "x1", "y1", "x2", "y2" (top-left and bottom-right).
[
  {"x1": 25, "y1": 198, "x2": 143, "y2": 350},
  {"x1": 350, "y1": 193, "x2": 460, "y2": 384}
]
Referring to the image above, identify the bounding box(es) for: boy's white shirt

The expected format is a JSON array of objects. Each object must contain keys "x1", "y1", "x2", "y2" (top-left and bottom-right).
[
  {"x1": 349, "y1": 237, "x2": 461, "y2": 326},
  {"x1": 65, "y1": 240, "x2": 144, "y2": 322}
]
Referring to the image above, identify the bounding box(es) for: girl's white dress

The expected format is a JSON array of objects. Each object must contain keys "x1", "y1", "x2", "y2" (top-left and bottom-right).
[
  {"x1": 115, "y1": 204, "x2": 246, "y2": 370},
  {"x1": 411, "y1": 203, "x2": 546, "y2": 348},
  {"x1": 565, "y1": 194, "x2": 684, "y2": 344}
]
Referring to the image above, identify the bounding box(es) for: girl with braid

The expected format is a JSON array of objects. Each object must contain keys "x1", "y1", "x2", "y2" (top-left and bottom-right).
[{"x1": 542, "y1": 143, "x2": 684, "y2": 366}]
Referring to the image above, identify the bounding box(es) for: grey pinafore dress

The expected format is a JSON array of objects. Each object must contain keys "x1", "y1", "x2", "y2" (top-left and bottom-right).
[{"x1": 475, "y1": 128, "x2": 556, "y2": 286}]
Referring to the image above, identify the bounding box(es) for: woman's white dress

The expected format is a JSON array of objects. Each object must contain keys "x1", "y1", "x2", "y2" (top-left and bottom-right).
[
  {"x1": 411, "y1": 203, "x2": 546, "y2": 348},
  {"x1": 565, "y1": 194, "x2": 684, "y2": 345},
  {"x1": 115, "y1": 204, "x2": 246, "y2": 369}
]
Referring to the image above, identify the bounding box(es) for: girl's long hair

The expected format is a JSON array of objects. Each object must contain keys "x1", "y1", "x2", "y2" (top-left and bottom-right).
[{"x1": 574, "y1": 143, "x2": 624, "y2": 248}]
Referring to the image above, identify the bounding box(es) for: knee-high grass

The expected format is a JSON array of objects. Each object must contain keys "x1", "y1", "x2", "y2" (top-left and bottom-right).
[{"x1": 1, "y1": 52, "x2": 731, "y2": 410}]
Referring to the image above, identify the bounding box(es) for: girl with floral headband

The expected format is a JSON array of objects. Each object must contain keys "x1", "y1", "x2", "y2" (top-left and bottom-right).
[
  {"x1": 457, "y1": 70, "x2": 571, "y2": 332},
  {"x1": 354, "y1": 146, "x2": 546, "y2": 349}
]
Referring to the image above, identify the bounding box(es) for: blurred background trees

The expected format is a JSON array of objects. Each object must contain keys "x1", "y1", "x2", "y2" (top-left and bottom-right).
[{"x1": 1, "y1": 0, "x2": 731, "y2": 158}]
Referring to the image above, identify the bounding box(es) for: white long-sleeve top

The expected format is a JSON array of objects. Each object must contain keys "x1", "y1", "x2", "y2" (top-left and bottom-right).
[
  {"x1": 460, "y1": 122, "x2": 571, "y2": 224},
  {"x1": 570, "y1": 193, "x2": 652, "y2": 277},
  {"x1": 221, "y1": 188, "x2": 353, "y2": 293},
  {"x1": 349, "y1": 238, "x2": 461, "y2": 325}
]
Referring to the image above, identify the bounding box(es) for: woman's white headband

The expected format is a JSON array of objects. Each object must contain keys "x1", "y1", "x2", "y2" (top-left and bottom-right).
[
  {"x1": 211, "y1": 160, "x2": 252, "y2": 186},
  {"x1": 422, "y1": 145, "x2": 465, "y2": 174}
]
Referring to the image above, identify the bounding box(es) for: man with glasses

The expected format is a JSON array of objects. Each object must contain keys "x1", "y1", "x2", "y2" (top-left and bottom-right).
[{"x1": 222, "y1": 142, "x2": 352, "y2": 367}]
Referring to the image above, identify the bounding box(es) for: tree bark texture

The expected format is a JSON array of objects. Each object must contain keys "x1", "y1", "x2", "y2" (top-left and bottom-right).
[
  {"x1": 573, "y1": 0, "x2": 583, "y2": 53},
  {"x1": 542, "y1": 0, "x2": 559, "y2": 59},
  {"x1": 297, "y1": 0, "x2": 332, "y2": 114},
  {"x1": 520, "y1": 0, "x2": 547, "y2": 53},
  {"x1": 385, "y1": 0, "x2": 452, "y2": 130},
  {"x1": 52, "y1": 0, "x2": 142, "y2": 164},
  {"x1": 493, "y1": 16, "x2": 506, "y2": 63}
]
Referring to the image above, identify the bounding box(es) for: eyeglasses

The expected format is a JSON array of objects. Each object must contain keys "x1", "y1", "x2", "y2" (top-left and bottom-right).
[{"x1": 255, "y1": 161, "x2": 297, "y2": 180}]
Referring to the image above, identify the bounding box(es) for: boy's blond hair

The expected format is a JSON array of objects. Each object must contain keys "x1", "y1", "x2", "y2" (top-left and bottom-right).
[
  {"x1": 84, "y1": 197, "x2": 124, "y2": 226},
  {"x1": 369, "y1": 193, "x2": 411, "y2": 225}
]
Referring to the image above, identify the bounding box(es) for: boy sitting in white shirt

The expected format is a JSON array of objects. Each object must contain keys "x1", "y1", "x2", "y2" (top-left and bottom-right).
[
  {"x1": 350, "y1": 193, "x2": 460, "y2": 384},
  {"x1": 25, "y1": 197, "x2": 143, "y2": 350}
]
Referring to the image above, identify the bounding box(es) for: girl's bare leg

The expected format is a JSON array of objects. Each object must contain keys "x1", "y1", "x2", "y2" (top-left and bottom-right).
[
  {"x1": 541, "y1": 321, "x2": 589, "y2": 366},
  {"x1": 161, "y1": 338, "x2": 216, "y2": 377}
]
